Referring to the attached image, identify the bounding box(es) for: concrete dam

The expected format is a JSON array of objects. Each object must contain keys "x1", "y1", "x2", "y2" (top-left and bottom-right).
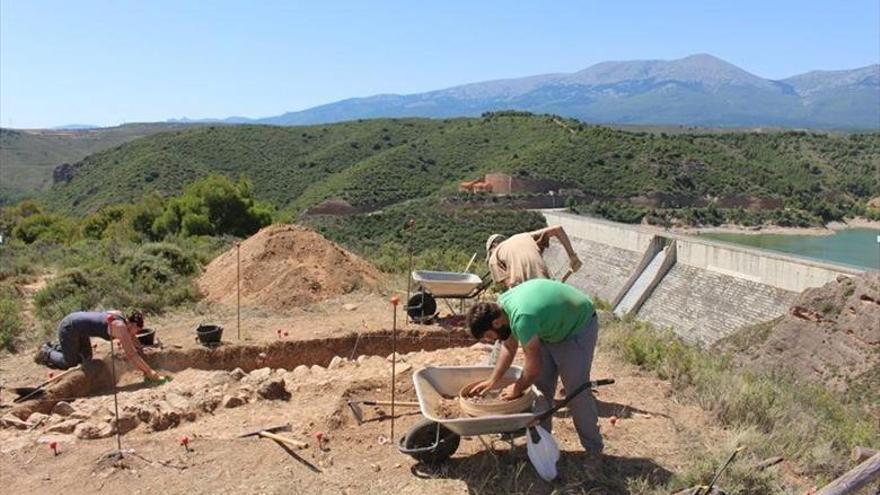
[{"x1": 541, "y1": 211, "x2": 867, "y2": 345}]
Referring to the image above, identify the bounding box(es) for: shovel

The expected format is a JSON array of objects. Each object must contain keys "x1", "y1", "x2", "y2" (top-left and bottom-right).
[
  {"x1": 526, "y1": 378, "x2": 614, "y2": 481},
  {"x1": 12, "y1": 365, "x2": 81, "y2": 403}
]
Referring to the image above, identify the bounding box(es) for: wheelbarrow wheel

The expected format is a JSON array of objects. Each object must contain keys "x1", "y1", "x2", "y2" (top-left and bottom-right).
[
  {"x1": 406, "y1": 291, "x2": 437, "y2": 323},
  {"x1": 399, "y1": 418, "x2": 460, "y2": 464}
]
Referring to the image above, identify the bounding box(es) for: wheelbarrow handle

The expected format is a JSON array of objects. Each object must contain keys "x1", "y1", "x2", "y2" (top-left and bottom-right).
[
  {"x1": 527, "y1": 378, "x2": 614, "y2": 443},
  {"x1": 532, "y1": 378, "x2": 614, "y2": 425}
]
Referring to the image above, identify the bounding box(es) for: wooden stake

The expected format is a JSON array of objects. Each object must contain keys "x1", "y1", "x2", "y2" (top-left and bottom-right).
[
  {"x1": 109, "y1": 339, "x2": 122, "y2": 455},
  {"x1": 390, "y1": 295, "x2": 400, "y2": 442},
  {"x1": 236, "y1": 241, "x2": 241, "y2": 341}
]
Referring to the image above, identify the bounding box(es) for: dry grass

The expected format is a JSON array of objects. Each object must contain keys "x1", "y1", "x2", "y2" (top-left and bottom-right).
[{"x1": 599, "y1": 318, "x2": 879, "y2": 493}]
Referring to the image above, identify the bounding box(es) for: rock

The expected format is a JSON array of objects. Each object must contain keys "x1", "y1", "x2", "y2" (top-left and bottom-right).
[
  {"x1": 343, "y1": 303, "x2": 358, "y2": 311},
  {"x1": 27, "y1": 412, "x2": 50, "y2": 427},
  {"x1": 47, "y1": 419, "x2": 83, "y2": 434},
  {"x1": 74, "y1": 422, "x2": 113, "y2": 440},
  {"x1": 229, "y1": 368, "x2": 247, "y2": 381},
  {"x1": 47, "y1": 414, "x2": 66, "y2": 425},
  {"x1": 222, "y1": 395, "x2": 245, "y2": 409},
  {"x1": 356, "y1": 355, "x2": 368, "y2": 364},
  {"x1": 292, "y1": 365, "x2": 309, "y2": 377},
  {"x1": 111, "y1": 412, "x2": 139, "y2": 435},
  {"x1": 257, "y1": 377, "x2": 290, "y2": 401},
  {"x1": 207, "y1": 372, "x2": 231, "y2": 386},
  {"x1": 248, "y1": 367, "x2": 273, "y2": 383},
  {"x1": 371, "y1": 463, "x2": 381, "y2": 472},
  {"x1": 165, "y1": 392, "x2": 190, "y2": 411},
  {"x1": 197, "y1": 393, "x2": 223, "y2": 413},
  {"x1": 310, "y1": 365, "x2": 323, "y2": 373},
  {"x1": 149, "y1": 401, "x2": 181, "y2": 431},
  {"x1": 328, "y1": 356, "x2": 344, "y2": 370},
  {"x1": 0, "y1": 414, "x2": 29, "y2": 430},
  {"x1": 51, "y1": 401, "x2": 76, "y2": 417},
  {"x1": 386, "y1": 352, "x2": 406, "y2": 363},
  {"x1": 70, "y1": 411, "x2": 92, "y2": 420}
]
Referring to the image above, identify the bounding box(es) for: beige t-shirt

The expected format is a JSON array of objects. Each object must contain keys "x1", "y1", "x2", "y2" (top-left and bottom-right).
[{"x1": 488, "y1": 233, "x2": 550, "y2": 287}]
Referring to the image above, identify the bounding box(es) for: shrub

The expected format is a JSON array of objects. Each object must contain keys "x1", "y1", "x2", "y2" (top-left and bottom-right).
[
  {"x1": 139, "y1": 243, "x2": 199, "y2": 276},
  {"x1": 0, "y1": 290, "x2": 23, "y2": 351},
  {"x1": 12, "y1": 213, "x2": 75, "y2": 244}
]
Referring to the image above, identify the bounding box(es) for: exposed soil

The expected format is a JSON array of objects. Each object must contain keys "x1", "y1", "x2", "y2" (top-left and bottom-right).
[
  {"x1": 717, "y1": 273, "x2": 880, "y2": 392},
  {"x1": 0, "y1": 340, "x2": 735, "y2": 495},
  {"x1": 197, "y1": 224, "x2": 382, "y2": 310}
]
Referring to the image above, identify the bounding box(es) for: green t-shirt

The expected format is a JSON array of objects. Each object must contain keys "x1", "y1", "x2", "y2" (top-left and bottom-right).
[{"x1": 499, "y1": 279, "x2": 594, "y2": 344}]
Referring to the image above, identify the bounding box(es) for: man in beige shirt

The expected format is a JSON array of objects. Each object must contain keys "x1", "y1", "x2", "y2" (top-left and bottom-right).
[
  {"x1": 486, "y1": 225, "x2": 582, "y2": 288},
  {"x1": 483, "y1": 225, "x2": 583, "y2": 370}
]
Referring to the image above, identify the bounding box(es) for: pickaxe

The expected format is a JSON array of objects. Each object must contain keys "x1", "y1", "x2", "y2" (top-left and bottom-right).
[
  {"x1": 238, "y1": 424, "x2": 308, "y2": 449},
  {"x1": 346, "y1": 399, "x2": 420, "y2": 425}
]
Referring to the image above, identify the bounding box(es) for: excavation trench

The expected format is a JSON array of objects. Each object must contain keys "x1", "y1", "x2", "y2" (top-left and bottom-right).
[{"x1": 9, "y1": 329, "x2": 472, "y2": 419}]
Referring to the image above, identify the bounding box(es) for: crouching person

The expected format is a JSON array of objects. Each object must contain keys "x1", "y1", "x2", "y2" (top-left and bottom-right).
[
  {"x1": 466, "y1": 279, "x2": 603, "y2": 454},
  {"x1": 35, "y1": 310, "x2": 164, "y2": 381}
]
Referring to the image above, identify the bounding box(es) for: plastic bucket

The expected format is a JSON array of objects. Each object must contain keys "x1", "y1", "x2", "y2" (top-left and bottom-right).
[{"x1": 196, "y1": 324, "x2": 223, "y2": 345}]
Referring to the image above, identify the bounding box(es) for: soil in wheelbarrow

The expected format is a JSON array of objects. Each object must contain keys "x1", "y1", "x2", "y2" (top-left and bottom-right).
[{"x1": 436, "y1": 397, "x2": 463, "y2": 419}]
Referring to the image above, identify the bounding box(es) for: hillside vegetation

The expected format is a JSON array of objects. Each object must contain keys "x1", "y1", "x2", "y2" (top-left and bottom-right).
[
  {"x1": 0, "y1": 124, "x2": 197, "y2": 203},
  {"x1": 42, "y1": 114, "x2": 880, "y2": 225}
]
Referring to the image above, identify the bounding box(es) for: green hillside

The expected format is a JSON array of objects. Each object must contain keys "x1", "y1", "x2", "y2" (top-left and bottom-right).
[
  {"x1": 0, "y1": 123, "x2": 196, "y2": 203},
  {"x1": 45, "y1": 114, "x2": 880, "y2": 223}
]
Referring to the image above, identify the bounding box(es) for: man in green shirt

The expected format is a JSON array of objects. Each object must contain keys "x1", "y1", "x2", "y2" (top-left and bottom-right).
[{"x1": 466, "y1": 278, "x2": 602, "y2": 454}]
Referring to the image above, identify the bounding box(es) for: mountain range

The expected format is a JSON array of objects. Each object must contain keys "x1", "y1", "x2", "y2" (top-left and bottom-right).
[{"x1": 172, "y1": 54, "x2": 880, "y2": 129}]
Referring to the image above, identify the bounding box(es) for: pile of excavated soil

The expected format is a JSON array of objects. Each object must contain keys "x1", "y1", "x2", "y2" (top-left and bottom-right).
[
  {"x1": 717, "y1": 273, "x2": 880, "y2": 392},
  {"x1": 198, "y1": 224, "x2": 381, "y2": 310}
]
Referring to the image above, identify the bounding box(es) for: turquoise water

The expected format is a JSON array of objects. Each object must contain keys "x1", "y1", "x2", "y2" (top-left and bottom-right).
[{"x1": 702, "y1": 228, "x2": 880, "y2": 270}]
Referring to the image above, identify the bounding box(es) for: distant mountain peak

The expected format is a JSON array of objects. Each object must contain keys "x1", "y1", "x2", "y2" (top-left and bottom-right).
[{"x1": 169, "y1": 54, "x2": 880, "y2": 129}]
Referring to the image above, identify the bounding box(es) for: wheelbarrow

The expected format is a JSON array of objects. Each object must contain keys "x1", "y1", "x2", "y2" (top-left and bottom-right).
[
  {"x1": 397, "y1": 365, "x2": 613, "y2": 465},
  {"x1": 406, "y1": 271, "x2": 491, "y2": 323}
]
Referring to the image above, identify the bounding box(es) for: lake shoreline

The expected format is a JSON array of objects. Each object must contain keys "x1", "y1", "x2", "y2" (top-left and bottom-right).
[{"x1": 668, "y1": 217, "x2": 880, "y2": 237}]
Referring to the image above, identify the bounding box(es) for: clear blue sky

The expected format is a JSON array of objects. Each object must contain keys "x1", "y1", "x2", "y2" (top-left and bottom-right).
[{"x1": 2, "y1": 0, "x2": 878, "y2": 128}]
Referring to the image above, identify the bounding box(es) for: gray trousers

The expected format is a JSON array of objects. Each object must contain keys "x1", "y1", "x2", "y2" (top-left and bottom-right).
[
  {"x1": 46, "y1": 324, "x2": 94, "y2": 369},
  {"x1": 534, "y1": 315, "x2": 602, "y2": 453}
]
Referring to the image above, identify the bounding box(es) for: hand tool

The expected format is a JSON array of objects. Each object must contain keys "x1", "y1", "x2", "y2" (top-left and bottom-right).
[
  {"x1": 239, "y1": 424, "x2": 308, "y2": 449},
  {"x1": 12, "y1": 365, "x2": 81, "y2": 402},
  {"x1": 347, "y1": 399, "x2": 420, "y2": 425}
]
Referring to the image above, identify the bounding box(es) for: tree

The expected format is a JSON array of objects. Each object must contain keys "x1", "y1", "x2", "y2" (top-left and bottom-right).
[{"x1": 152, "y1": 175, "x2": 272, "y2": 238}]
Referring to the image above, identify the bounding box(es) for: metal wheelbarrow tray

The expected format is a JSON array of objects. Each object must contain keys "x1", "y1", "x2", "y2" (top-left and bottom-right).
[
  {"x1": 411, "y1": 271, "x2": 486, "y2": 298},
  {"x1": 413, "y1": 365, "x2": 546, "y2": 436},
  {"x1": 397, "y1": 365, "x2": 546, "y2": 463}
]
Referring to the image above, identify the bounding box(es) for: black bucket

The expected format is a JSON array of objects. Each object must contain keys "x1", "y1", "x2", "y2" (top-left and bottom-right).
[
  {"x1": 136, "y1": 328, "x2": 156, "y2": 346},
  {"x1": 196, "y1": 324, "x2": 223, "y2": 345}
]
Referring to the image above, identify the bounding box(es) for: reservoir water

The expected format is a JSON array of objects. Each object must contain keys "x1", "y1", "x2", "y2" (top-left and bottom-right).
[{"x1": 702, "y1": 228, "x2": 880, "y2": 270}]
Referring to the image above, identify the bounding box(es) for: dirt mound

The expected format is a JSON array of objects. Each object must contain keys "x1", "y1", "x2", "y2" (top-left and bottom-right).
[
  {"x1": 717, "y1": 273, "x2": 880, "y2": 392},
  {"x1": 198, "y1": 224, "x2": 381, "y2": 310}
]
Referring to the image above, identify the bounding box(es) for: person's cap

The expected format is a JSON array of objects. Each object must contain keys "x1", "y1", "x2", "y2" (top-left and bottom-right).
[{"x1": 485, "y1": 234, "x2": 506, "y2": 260}]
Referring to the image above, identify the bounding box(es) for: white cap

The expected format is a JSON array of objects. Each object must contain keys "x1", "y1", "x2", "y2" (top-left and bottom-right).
[{"x1": 485, "y1": 234, "x2": 506, "y2": 261}]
